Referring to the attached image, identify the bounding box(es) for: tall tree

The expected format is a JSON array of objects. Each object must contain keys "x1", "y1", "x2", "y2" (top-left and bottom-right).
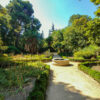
[
  {"x1": 51, "y1": 30, "x2": 63, "y2": 53},
  {"x1": 68, "y1": 14, "x2": 81, "y2": 26},
  {"x1": 6, "y1": 0, "x2": 34, "y2": 47},
  {"x1": 85, "y1": 18, "x2": 100, "y2": 45},
  {"x1": 0, "y1": 36, "x2": 7, "y2": 53},
  {"x1": 0, "y1": 5, "x2": 11, "y2": 44},
  {"x1": 22, "y1": 17, "x2": 41, "y2": 54}
]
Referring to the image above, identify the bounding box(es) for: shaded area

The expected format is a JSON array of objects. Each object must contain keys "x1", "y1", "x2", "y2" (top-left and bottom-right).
[{"x1": 46, "y1": 61, "x2": 100, "y2": 100}]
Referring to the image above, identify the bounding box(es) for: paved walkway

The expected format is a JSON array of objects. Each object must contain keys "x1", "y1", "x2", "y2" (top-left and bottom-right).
[{"x1": 46, "y1": 58, "x2": 100, "y2": 100}]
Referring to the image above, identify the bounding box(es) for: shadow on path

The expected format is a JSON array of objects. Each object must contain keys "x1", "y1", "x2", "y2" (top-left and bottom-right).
[{"x1": 46, "y1": 69, "x2": 100, "y2": 100}]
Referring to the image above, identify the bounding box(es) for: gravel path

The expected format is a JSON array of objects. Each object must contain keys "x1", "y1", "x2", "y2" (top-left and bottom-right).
[{"x1": 46, "y1": 61, "x2": 100, "y2": 100}]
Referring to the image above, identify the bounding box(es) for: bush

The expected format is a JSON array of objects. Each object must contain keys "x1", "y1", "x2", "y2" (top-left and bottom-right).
[
  {"x1": 0, "y1": 54, "x2": 14, "y2": 67},
  {"x1": 79, "y1": 62, "x2": 100, "y2": 83},
  {"x1": 0, "y1": 94, "x2": 4, "y2": 100},
  {"x1": 27, "y1": 65, "x2": 50, "y2": 100},
  {"x1": 5, "y1": 46, "x2": 21, "y2": 54},
  {"x1": 97, "y1": 56, "x2": 100, "y2": 60},
  {"x1": 43, "y1": 50, "x2": 53, "y2": 58},
  {"x1": 74, "y1": 45, "x2": 100, "y2": 59},
  {"x1": 0, "y1": 61, "x2": 49, "y2": 92},
  {"x1": 69, "y1": 58, "x2": 98, "y2": 62}
]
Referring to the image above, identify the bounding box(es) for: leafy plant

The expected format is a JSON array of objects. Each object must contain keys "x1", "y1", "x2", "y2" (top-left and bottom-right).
[
  {"x1": 27, "y1": 65, "x2": 50, "y2": 100},
  {"x1": 5, "y1": 46, "x2": 21, "y2": 54},
  {"x1": 79, "y1": 61, "x2": 100, "y2": 83},
  {"x1": 74, "y1": 45, "x2": 100, "y2": 59}
]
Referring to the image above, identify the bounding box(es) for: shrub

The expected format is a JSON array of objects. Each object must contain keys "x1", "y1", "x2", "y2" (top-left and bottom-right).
[
  {"x1": 0, "y1": 61, "x2": 49, "y2": 92},
  {"x1": 43, "y1": 50, "x2": 53, "y2": 58},
  {"x1": 5, "y1": 46, "x2": 21, "y2": 54},
  {"x1": 0, "y1": 54, "x2": 13, "y2": 67},
  {"x1": 0, "y1": 94, "x2": 4, "y2": 100},
  {"x1": 97, "y1": 56, "x2": 100, "y2": 60},
  {"x1": 79, "y1": 62, "x2": 100, "y2": 83},
  {"x1": 27, "y1": 65, "x2": 50, "y2": 100},
  {"x1": 74, "y1": 45, "x2": 100, "y2": 59}
]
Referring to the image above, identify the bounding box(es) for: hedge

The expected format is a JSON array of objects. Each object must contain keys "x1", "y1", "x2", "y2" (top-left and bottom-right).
[
  {"x1": 69, "y1": 58, "x2": 99, "y2": 62},
  {"x1": 27, "y1": 65, "x2": 50, "y2": 100},
  {"x1": 79, "y1": 61, "x2": 100, "y2": 83}
]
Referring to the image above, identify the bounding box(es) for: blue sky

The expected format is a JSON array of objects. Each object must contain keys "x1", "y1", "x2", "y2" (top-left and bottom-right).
[{"x1": 0, "y1": 0, "x2": 97, "y2": 37}]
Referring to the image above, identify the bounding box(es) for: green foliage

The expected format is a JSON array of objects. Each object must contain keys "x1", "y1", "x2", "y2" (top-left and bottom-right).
[
  {"x1": 74, "y1": 45, "x2": 100, "y2": 59},
  {"x1": 0, "y1": 54, "x2": 14, "y2": 67},
  {"x1": 43, "y1": 49, "x2": 53, "y2": 58},
  {"x1": 97, "y1": 56, "x2": 100, "y2": 59},
  {"x1": 5, "y1": 46, "x2": 21, "y2": 54},
  {"x1": 45, "y1": 36, "x2": 53, "y2": 51},
  {"x1": 85, "y1": 18, "x2": 100, "y2": 45},
  {"x1": 50, "y1": 14, "x2": 100, "y2": 55},
  {"x1": 51, "y1": 30, "x2": 63, "y2": 53},
  {"x1": 27, "y1": 65, "x2": 50, "y2": 100},
  {"x1": 90, "y1": 0, "x2": 100, "y2": 16},
  {"x1": 0, "y1": 94, "x2": 4, "y2": 100},
  {"x1": 0, "y1": 6, "x2": 11, "y2": 43},
  {"x1": 79, "y1": 61, "x2": 100, "y2": 83},
  {"x1": 0, "y1": 61, "x2": 49, "y2": 92},
  {"x1": 50, "y1": 14, "x2": 96, "y2": 55},
  {"x1": 0, "y1": 0, "x2": 42, "y2": 54},
  {"x1": 0, "y1": 37, "x2": 8, "y2": 52},
  {"x1": 12, "y1": 54, "x2": 52, "y2": 62}
]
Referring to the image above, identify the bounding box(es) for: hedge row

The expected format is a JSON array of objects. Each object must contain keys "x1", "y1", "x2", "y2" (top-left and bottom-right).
[
  {"x1": 27, "y1": 65, "x2": 50, "y2": 100},
  {"x1": 79, "y1": 62, "x2": 100, "y2": 83},
  {"x1": 69, "y1": 58, "x2": 99, "y2": 62}
]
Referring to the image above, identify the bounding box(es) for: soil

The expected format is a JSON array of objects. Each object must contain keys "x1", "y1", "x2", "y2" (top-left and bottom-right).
[{"x1": 92, "y1": 66, "x2": 100, "y2": 72}]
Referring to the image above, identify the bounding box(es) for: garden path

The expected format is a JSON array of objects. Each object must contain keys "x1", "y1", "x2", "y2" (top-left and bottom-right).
[{"x1": 46, "y1": 55, "x2": 100, "y2": 100}]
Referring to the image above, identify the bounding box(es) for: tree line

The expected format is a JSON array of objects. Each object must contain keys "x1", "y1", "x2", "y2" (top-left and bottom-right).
[
  {"x1": 0, "y1": 0, "x2": 44, "y2": 54},
  {"x1": 47, "y1": 14, "x2": 100, "y2": 55},
  {"x1": 0, "y1": 0, "x2": 100, "y2": 55}
]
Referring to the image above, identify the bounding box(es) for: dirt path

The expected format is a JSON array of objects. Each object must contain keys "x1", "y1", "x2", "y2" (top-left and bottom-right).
[{"x1": 46, "y1": 62, "x2": 100, "y2": 100}]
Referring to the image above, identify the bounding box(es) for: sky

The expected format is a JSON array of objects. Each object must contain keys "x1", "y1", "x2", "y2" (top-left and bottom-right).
[{"x1": 0, "y1": 0, "x2": 97, "y2": 38}]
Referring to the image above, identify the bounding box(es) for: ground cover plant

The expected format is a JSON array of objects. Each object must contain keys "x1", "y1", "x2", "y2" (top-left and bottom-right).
[{"x1": 0, "y1": 60, "x2": 50, "y2": 99}]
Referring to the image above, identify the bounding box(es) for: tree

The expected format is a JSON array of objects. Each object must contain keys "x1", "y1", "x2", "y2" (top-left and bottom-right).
[
  {"x1": 6, "y1": 0, "x2": 34, "y2": 47},
  {"x1": 50, "y1": 15, "x2": 92, "y2": 54},
  {"x1": 68, "y1": 14, "x2": 81, "y2": 26},
  {"x1": 0, "y1": 36, "x2": 7, "y2": 53},
  {"x1": 0, "y1": 5, "x2": 11, "y2": 44},
  {"x1": 90, "y1": 0, "x2": 100, "y2": 17},
  {"x1": 51, "y1": 30, "x2": 63, "y2": 53},
  {"x1": 85, "y1": 18, "x2": 100, "y2": 45},
  {"x1": 23, "y1": 30, "x2": 39, "y2": 54},
  {"x1": 46, "y1": 36, "x2": 53, "y2": 51}
]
